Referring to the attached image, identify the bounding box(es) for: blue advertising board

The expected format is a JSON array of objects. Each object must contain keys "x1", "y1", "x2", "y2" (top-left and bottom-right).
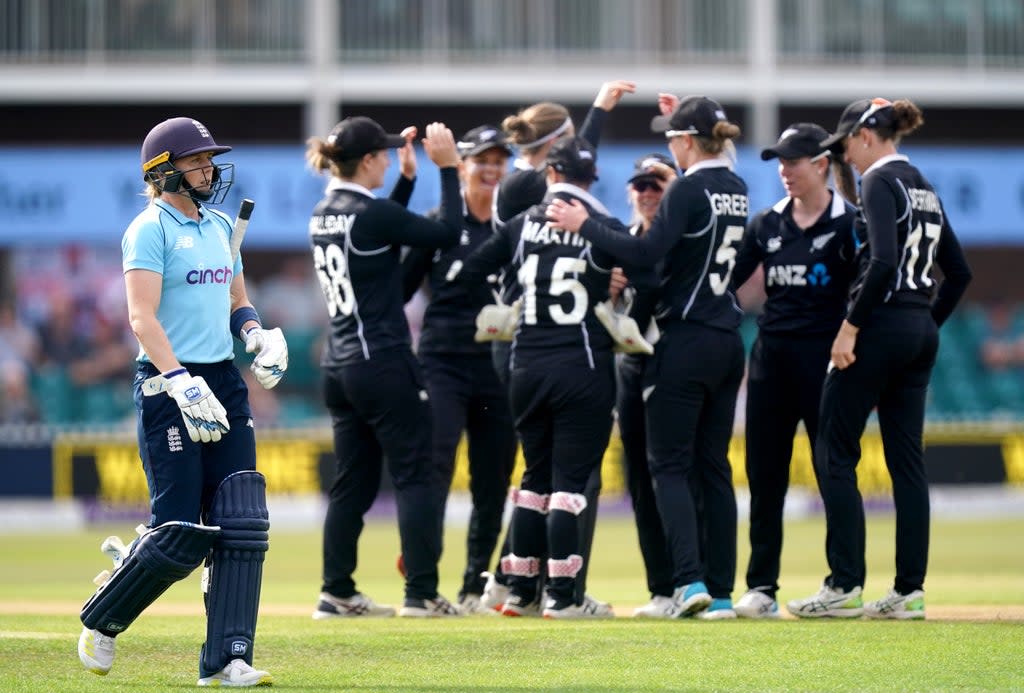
[{"x1": 1, "y1": 144, "x2": 1021, "y2": 247}]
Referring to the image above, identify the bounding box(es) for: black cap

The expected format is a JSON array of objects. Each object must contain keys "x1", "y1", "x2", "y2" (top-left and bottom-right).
[
  {"x1": 326, "y1": 116, "x2": 405, "y2": 161},
  {"x1": 760, "y1": 123, "x2": 831, "y2": 161},
  {"x1": 651, "y1": 96, "x2": 728, "y2": 137},
  {"x1": 457, "y1": 125, "x2": 513, "y2": 159},
  {"x1": 820, "y1": 98, "x2": 895, "y2": 151},
  {"x1": 628, "y1": 152, "x2": 675, "y2": 184},
  {"x1": 545, "y1": 136, "x2": 598, "y2": 182}
]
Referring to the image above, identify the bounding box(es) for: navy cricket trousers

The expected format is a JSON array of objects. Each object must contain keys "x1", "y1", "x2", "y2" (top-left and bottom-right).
[
  {"x1": 420, "y1": 351, "x2": 516, "y2": 597},
  {"x1": 135, "y1": 360, "x2": 255, "y2": 527},
  {"x1": 817, "y1": 307, "x2": 938, "y2": 595},
  {"x1": 320, "y1": 348, "x2": 444, "y2": 601},
  {"x1": 744, "y1": 332, "x2": 832, "y2": 597},
  {"x1": 644, "y1": 321, "x2": 744, "y2": 599}
]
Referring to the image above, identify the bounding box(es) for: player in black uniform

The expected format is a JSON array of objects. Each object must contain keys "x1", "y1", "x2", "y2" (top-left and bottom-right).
[
  {"x1": 729, "y1": 123, "x2": 857, "y2": 619},
  {"x1": 547, "y1": 95, "x2": 748, "y2": 619},
  {"x1": 611, "y1": 153, "x2": 679, "y2": 618},
  {"x1": 401, "y1": 125, "x2": 518, "y2": 613},
  {"x1": 459, "y1": 137, "x2": 626, "y2": 619},
  {"x1": 787, "y1": 98, "x2": 972, "y2": 619},
  {"x1": 306, "y1": 117, "x2": 464, "y2": 618},
  {"x1": 480, "y1": 81, "x2": 635, "y2": 612}
]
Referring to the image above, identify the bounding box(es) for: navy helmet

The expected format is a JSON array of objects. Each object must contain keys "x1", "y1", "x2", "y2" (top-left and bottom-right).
[{"x1": 140, "y1": 117, "x2": 234, "y2": 204}]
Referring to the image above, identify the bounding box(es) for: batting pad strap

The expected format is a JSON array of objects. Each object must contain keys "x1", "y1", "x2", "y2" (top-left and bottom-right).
[
  {"x1": 81, "y1": 521, "x2": 219, "y2": 634},
  {"x1": 230, "y1": 307, "x2": 261, "y2": 341},
  {"x1": 499, "y1": 553, "x2": 541, "y2": 578},
  {"x1": 549, "y1": 491, "x2": 588, "y2": 516},
  {"x1": 510, "y1": 488, "x2": 549, "y2": 514},
  {"x1": 201, "y1": 471, "x2": 270, "y2": 678},
  {"x1": 547, "y1": 554, "x2": 584, "y2": 579}
]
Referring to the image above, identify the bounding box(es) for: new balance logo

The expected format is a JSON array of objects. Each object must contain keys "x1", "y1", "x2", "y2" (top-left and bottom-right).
[{"x1": 173, "y1": 235, "x2": 195, "y2": 250}]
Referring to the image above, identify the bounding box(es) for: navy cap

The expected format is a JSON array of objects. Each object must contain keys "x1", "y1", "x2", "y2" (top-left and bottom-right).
[
  {"x1": 457, "y1": 125, "x2": 513, "y2": 159},
  {"x1": 760, "y1": 123, "x2": 831, "y2": 161},
  {"x1": 820, "y1": 98, "x2": 895, "y2": 151},
  {"x1": 628, "y1": 152, "x2": 675, "y2": 184},
  {"x1": 651, "y1": 96, "x2": 728, "y2": 137},
  {"x1": 141, "y1": 117, "x2": 230, "y2": 176},
  {"x1": 327, "y1": 116, "x2": 405, "y2": 161},
  {"x1": 545, "y1": 136, "x2": 598, "y2": 182}
]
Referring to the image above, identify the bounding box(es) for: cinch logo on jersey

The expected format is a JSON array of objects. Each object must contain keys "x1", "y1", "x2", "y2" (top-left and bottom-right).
[
  {"x1": 310, "y1": 214, "x2": 356, "y2": 236},
  {"x1": 522, "y1": 220, "x2": 587, "y2": 247},
  {"x1": 186, "y1": 266, "x2": 233, "y2": 285}
]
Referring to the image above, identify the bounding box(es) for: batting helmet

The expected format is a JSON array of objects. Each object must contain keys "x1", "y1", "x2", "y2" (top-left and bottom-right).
[{"x1": 140, "y1": 117, "x2": 234, "y2": 204}]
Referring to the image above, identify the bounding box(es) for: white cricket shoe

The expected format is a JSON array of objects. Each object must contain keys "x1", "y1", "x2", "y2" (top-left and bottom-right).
[
  {"x1": 458, "y1": 593, "x2": 490, "y2": 614},
  {"x1": 787, "y1": 583, "x2": 864, "y2": 618},
  {"x1": 479, "y1": 571, "x2": 510, "y2": 612},
  {"x1": 734, "y1": 589, "x2": 781, "y2": 619},
  {"x1": 864, "y1": 589, "x2": 926, "y2": 620},
  {"x1": 197, "y1": 658, "x2": 273, "y2": 687},
  {"x1": 499, "y1": 593, "x2": 541, "y2": 617},
  {"x1": 632, "y1": 595, "x2": 679, "y2": 618},
  {"x1": 542, "y1": 594, "x2": 614, "y2": 619},
  {"x1": 312, "y1": 591, "x2": 395, "y2": 619},
  {"x1": 672, "y1": 581, "x2": 712, "y2": 617},
  {"x1": 78, "y1": 626, "x2": 115, "y2": 676},
  {"x1": 698, "y1": 598, "x2": 737, "y2": 620}
]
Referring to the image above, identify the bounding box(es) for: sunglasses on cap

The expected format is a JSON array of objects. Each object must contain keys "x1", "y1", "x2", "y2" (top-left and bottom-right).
[{"x1": 632, "y1": 180, "x2": 663, "y2": 193}]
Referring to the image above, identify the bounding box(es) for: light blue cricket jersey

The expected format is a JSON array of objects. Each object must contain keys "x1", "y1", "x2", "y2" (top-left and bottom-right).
[{"x1": 122, "y1": 198, "x2": 243, "y2": 364}]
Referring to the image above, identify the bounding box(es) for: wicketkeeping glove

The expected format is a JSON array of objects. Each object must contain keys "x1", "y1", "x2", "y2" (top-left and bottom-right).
[
  {"x1": 164, "y1": 369, "x2": 231, "y2": 443},
  {"x1": 243, "y1": 326, "x2": 289, "y2": 389}
]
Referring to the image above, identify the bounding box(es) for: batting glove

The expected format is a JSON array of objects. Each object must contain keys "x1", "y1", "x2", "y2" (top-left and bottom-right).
[
  {"x1": 164, "y1": 369, "x2": 231, "y2": 443},
  {"x1": 243, "y1": 326, "x2": 289, "y2": 389}
]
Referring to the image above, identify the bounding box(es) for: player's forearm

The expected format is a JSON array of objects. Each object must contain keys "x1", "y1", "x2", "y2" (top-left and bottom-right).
[{"x1": 129, "y1": 314, "x2": 181, "y2": 372}]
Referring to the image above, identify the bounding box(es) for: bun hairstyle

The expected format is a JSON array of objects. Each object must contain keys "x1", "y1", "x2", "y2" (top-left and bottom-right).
[
  {"x1": 305, "y1": 136, "x2": 360, "y2": 178},
  {"x1": 502, "y1": 102, "x2": 572, "y2": 152},
  {"x1": 697, "y1": 121, "x2": 742, "y2": 157},
  {"x1": 882, "y1": 99, "x2": 925, "y2": 142}
]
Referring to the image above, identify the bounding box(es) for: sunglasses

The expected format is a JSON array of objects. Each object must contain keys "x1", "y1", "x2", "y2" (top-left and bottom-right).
[{"x1": 632, "y1": 180, "x2": 663, "y2": 193}]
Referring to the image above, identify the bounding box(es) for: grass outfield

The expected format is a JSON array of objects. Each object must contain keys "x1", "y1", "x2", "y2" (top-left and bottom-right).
[{"x1": 1, "y1": 512, "x2": 1023, "y2": 691}]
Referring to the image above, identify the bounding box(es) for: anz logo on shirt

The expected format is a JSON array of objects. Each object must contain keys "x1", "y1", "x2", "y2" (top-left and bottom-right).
[{"x1": 766, "y1": 263, "x2": 831, "y2": 287}]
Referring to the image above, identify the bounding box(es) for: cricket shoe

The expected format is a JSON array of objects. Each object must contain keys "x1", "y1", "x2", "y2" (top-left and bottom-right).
[
  {"x1": 312, "y1": 591, "x2": 395, "y2": 619},
  {"x1": 633, "y1": 595, "x2": 679, "y2": 618},
  {"x1": 698, "y1": 598, "x2": 737, "y2": 620},
  {"x1": 479, "y1": 571, "x2": 510, "y2": 612},
  {"x1": 864, "y1": 589, "x2": 925, "y2": 620},
  {"x1": 399, "y1": 594, "x2": 462, "y2": 617},
  {"x1": 787, "y1": 583, "x2": 863, "y2": 618},
  {"x1": 457, "y1": 593, "x2": 491, "y2": 615},
  {"x1": 197, "y1": 659, "x2": 273, "y2": 687},
  {"x1": 500, "y1": 593, "x2": 541, "y2": 617},
  {"x1": 671, "y1": 581, "x2": 712, "y2": 617},
  {"x1": 734, "y1": 589, "x2": 781, "y2": 619},
  {"x1": 542, "y1": 594, "x2": 614, "y2": 619},
  {"x1": 78, "y1": 626, "x2": 115, "y2": 676}
]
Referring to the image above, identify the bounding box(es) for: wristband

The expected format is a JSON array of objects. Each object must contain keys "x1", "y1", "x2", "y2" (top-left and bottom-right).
[
  {"x1": 230, "y1": 307, "x2": 261, "y2": 341},
  {"x1": 162, "y1": 367, "x2": 188, "y2": 379}
]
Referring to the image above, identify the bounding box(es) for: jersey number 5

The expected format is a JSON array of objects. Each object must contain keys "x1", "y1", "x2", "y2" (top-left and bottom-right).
[
  {"x1": 518, "y1": 254, "x2": 588, "y2": 325},
  {"x1": 708, "y1": 224, "x2": 745, "y2": 296},
  {"x1": 313, "y1": 242, "x2": 355, "y2": 317}
]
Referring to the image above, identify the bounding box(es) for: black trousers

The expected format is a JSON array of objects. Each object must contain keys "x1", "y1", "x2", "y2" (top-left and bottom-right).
[
  {"x1": 508, "y1": 351, "x2": 615, "y2": 604},
  {"x1": 320, "y1": 348, "x2": 443, "y2": 601},
  {"x1": 744, "y1": 332, "x2": 832, "y2": 597},
  {"x1": 616, "y1": 353, "x2": 674, "y2": 599},
  {"x1": 818, "y1": 307, "x2": 938, "y2": 594},
  {"x1": 645, "y1": 321, "x2": 744, "y2": 599},
  {"x1": 420, "y1": 351, "x2": 517, "y2": 597}
]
